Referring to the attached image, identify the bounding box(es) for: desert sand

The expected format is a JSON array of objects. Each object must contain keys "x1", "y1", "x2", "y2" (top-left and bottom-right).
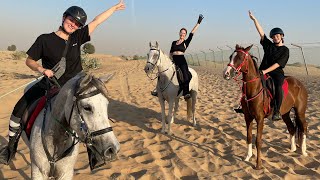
[{"x1": 0, "y1": 51, "x2": 319, "y2": 179}]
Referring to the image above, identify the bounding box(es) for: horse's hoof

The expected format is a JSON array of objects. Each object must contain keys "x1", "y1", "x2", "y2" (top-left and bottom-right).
[
  {"x1": 192, "y1": 123, "x2": 196, "y2": 127},
  {"x1": 290, "y1": 147, "x2": 297, "y2": 152},
  {"x1": 244, "y1": 156, "x2": 251, "y2": 162},
  {"x1": 302, "y1": 152, "x2": 308, "y2": 157},
  {"x1": 254, "y1": 166, "x2": 263, "y2": 170}
]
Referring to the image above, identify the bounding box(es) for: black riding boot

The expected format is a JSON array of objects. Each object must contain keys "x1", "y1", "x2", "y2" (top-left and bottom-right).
[
  {"x1": 272, "y1": 93, "x2": 283, "y2": 121},
  {"x1": 183, "y1": 82, "x2": 191, "y2": 100},
  {"x1": 0, "y1": 130, "x2": 21, "y2": 165}
]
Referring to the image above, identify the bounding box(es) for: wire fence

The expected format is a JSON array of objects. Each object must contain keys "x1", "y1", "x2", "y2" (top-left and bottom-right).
[{"x1": 186, "y1": 43, "x2": 320, "y2": 75}]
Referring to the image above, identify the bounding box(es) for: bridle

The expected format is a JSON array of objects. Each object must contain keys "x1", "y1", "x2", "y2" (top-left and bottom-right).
[
  {"x1": 227, "y1": 49, "x2": 267, "y2": 112},
  {"x1": 227, "y1": 49, "x2": 250, "y2": 77},
  {"x1": 147, "y1": 48, "x2": 175, "y2": 80},
  {"x1": 42, "y1": 79, "x2": 113, "y2": 179}
]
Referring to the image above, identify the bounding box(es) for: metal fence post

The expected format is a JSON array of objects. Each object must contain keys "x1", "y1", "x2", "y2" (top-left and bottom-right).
[
  {"x1": 253, "y1": 44, "x2": 261, "y2": 64},
  {"x1": 209, "y1": 49, "x2": 216, "y2": 68},
  {"x1": 201, "y1": 50, "x2": 207, "y2": 65},
  {"x1": 217, "y1": 46, "x2": 224, "y2": 67},
  {"x1": 291, "y1": 43, "x2": 309, "y2": 75}
]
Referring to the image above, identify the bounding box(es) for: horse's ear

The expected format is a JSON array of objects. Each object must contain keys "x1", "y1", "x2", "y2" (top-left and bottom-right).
[
  {"x1": 149, "y1": 42, "x2": 152, "y2": 48},
  {"x1": 245, "y1": 44, "x2": 253, "y2": 52},
  {"x1": 98, "y1": 73, "x2": 114, "y2": 84},
  {"x1": 79, "y1": 73, "x2": 93, "y2": 90},
  {"x1": 235, "y1": 44, "x2": 240, "y2": 49},
  {"x1": 156, "y1": 41, "x2": 159, "y2": 49}
]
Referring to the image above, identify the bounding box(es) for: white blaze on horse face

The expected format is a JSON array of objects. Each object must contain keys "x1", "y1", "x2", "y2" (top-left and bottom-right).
[{"x1": 224, "y1": 51, "x2": 237, "y2": 78}]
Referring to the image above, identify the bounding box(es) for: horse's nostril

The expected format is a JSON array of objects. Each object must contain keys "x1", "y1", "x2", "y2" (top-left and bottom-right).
[{"x1": 104, "y1": 147, "x2": 115, "y2": 157}]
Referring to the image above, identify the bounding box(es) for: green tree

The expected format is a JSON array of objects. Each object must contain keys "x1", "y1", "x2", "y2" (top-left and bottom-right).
[
  {"x1": 82, "y1": 43, "x2": 95, "y2": 54},
  {"x1": 7, "y1": 45, "x2": 16, "y2": 51}
]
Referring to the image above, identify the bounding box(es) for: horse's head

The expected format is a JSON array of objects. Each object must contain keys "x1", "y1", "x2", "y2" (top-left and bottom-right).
[
  {"x1": 69, "y1": 73, "x2": 120, "y2": 170},
  {"x1": 223, "y1": 44, "x2": 253, "y2": 80},
  {"x1": 144, "y1": 41, "x2": 161, "y2": 74}
]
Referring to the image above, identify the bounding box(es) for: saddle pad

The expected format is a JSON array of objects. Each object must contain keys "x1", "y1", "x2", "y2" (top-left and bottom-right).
[
  {"x1": 25, "y1": 96, "x2": 46, "y2": 137},
  {"x1": 283, "y1": 79, "x2": 288, "y2": 99}
]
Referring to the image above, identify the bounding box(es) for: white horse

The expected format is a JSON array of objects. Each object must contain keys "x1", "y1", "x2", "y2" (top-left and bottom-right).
[
  {"x1": 144, "y1": 42, "x2": 198, "y2": 135},
  {"x1": 21, "y1": 73, "x2": 120, "y2": 179}
]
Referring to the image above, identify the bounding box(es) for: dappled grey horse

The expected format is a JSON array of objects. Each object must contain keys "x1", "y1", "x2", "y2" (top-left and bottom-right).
[
  {"x1": 144, "y1": 42, "x2": 198, "y2": 135},
  {"x1": 21, "y1": 73, "x2": 120, "y2": 179}
]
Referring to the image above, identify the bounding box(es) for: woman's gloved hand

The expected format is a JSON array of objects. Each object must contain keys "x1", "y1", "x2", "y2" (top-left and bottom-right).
[{"x1": 197, "y1": 14, "x2": 204, "y2": 24}]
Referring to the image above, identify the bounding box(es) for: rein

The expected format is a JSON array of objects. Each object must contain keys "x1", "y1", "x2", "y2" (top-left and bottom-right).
[{"x1": 228, "y1": 49, "x2": 268, "y2": 113}]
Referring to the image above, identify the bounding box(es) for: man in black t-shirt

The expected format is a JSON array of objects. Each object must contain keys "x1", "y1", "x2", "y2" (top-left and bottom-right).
[
  {"x1": 249, "y1": 10, "x2": 289, "y2": 121},
  {"x1": 0, "y1": 1, "x2": 125, "y2": 165}
]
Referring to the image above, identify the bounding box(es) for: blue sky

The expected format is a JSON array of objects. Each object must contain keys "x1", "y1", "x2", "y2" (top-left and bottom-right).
[{"x1": 1, "y1": 0, "x2": 319, "y2": 56}]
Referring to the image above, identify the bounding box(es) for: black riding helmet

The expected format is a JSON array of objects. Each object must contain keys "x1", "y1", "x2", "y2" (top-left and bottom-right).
[
  {"x1": 269, "y1": 27, "x2": 284, "y2": 38},
  {"x1": 63, "y1": 6, "x2": 87, "y2": 27}
]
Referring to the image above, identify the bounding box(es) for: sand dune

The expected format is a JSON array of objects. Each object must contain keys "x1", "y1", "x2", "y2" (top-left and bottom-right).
[{"x1": 0, "y1": 52, "x2": 319, "y2": 179}]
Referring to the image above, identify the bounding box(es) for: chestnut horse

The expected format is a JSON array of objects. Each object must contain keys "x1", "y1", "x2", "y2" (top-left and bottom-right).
[{"x1": 223, "y1": 44, "x2": 308, "y2": 169}]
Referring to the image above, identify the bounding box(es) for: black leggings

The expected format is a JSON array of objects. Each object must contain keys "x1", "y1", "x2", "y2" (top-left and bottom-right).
[
  {"x1": 12, "y1": 79, "x2": 47, "y2": 120},
  {"x1": 172, "y1": 55, "x2": 191, "y2": 95},
  {"x1": 269, "y1": 71, "x2": 284, "y2": 111}
]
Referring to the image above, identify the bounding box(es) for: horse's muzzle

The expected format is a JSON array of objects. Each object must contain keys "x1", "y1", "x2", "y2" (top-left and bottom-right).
[{"x1": 103, "y1": 145, "x2": 118, "y2": 162}]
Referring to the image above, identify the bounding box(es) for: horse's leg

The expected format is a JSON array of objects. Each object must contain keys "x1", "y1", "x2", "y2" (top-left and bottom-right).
[
  {"x1": 31, "y1": 163, "x2": 45, "y2": 180},
  {"x1": 191, "y1": 90, "x2": 197, "y2": 127},
  {"x1": 255, "y1": 118, "x2": 264, "y2": 170},
  {"x1": 159, "y1": 97, "x2": 166, "y2": 133},
  {"x1": 173, "y1": 98, "x2": 179, "y2": 124},
  {"x1": 282, "y1": 111, "x2": 296, "y2": 152},
  {"x1": 244, "y1": 113, "x2": 254, "y2": 161},
  {"x1": 294, "y1": 107, "x2": 308, "y2": 156},
  {"x1": 167, "y1": 100, "x2": 175, "y2": 135},
  {"x1": 186, "y1": 97, "x2": 192, "y2": 123}
]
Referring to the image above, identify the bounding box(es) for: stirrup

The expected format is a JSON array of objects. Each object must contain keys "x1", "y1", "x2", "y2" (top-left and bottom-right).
[
  {"x1": 272, "y1": 111, "x2": 282, "y2": 121},
  {"x1": 184, "y1": 94, "x2": 191, "y2": 100},
  {"x1": 151, "y1": 91, "x2": 158, "y2": 96},
  {"x1": 0, "y1": 146, "x2": 10, "y2": 165},
  {"x1": 234, "y1": 108, "x2": 243, "y2": 114}
]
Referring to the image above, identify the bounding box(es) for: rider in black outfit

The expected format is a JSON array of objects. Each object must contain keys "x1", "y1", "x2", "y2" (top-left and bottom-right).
[
  {"x1": 249, "y1": 10, "x2": 289, "y2": 121},
  {"x1": 0, "y1": 1, "x2": 125, "y2": 165},
  {"x1": 151, "y1": 14, "x2": 204, "y2": 100}
]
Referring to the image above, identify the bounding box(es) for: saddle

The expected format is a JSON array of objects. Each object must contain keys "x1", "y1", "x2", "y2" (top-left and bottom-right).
[
  {"x1": 234, "y1": 74, "x2": 289, "y2": 114},
  {"x1": 22, "y1": 87, "x2": 59, "y2": 138},
  {"x1": 263, "y1": 74, "x2": 289, "y2": 103}
]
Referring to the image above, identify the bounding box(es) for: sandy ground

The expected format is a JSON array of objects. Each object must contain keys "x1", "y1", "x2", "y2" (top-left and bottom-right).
[{"x1": 0, "y1": 51, "x2": 319, "y2": 179}]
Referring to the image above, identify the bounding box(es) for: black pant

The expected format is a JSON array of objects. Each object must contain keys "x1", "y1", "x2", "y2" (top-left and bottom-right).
[
  {"x1": 172, "y1": 55, "x2": 191, "y2": 95},
  {"x1": 12, "y1": 79, "x2": 47, "y2": 120},
  {"x1": 268, "y1": 71, "x2": 284, "y2": 112}
]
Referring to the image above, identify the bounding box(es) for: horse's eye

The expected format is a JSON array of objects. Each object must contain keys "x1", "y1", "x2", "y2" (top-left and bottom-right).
[
  {"x1": 153, "y1": 54, "x2": 159, "y2": 59},
  {"x1": 83, "y1": 105, "x2": 92, "y2": 112}
]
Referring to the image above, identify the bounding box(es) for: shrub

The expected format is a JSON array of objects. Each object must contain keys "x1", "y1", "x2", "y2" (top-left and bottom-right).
[
  {"x1": 12, "y1": 51, "x2": 27, "y2": 60},
  {"x1": 7, "y1": 45, "x2": 17, "y2": 51},
  {"x1": 81, "y1": 54, "x2": 100, "y2": 71},
  {"x1": 133, "y1": 55, "x2": 139, "y2": 60},
  {"x1": 82, "y1": 43, "x2": 95, "y2": 54}
]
